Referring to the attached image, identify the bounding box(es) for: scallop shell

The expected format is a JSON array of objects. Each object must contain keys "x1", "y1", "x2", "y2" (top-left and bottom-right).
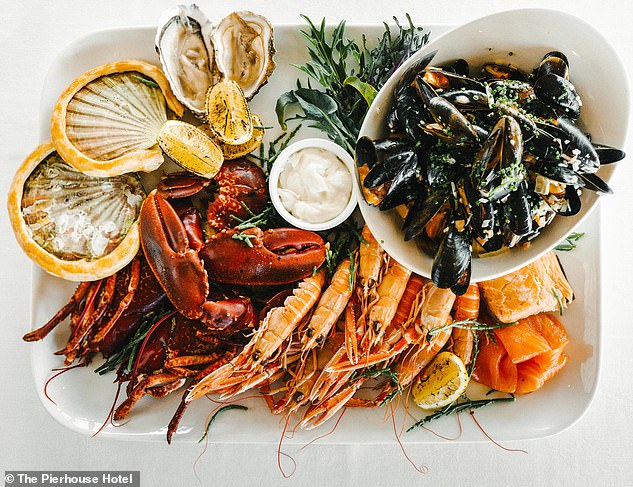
[
  {"x1": 51, "y1": 60, "x2": 184, "y2": 177},
  {"x1": 155, "y1": 4, "x2": 220, "y2": 116},
  {"x1": 65, "y1": 72, "x2": 167, "y2": 161},
  {"x1": 8, "y1": 141, "x2": 145, "y2": 281}
]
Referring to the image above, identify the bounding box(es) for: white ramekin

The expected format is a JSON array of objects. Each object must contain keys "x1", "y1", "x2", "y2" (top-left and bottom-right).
[{"x1": 268, "y1": 138, "x2": 358, "y2": 231}]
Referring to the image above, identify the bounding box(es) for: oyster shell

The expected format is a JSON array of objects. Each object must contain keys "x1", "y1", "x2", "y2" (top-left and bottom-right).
[
  {"x1": 155, "y1": 4, "x2": 220, "y2": 116},
  {"x1": 212, "y1": 11, "x2": 276, "y2": 99},
  {"x1": 8, "y1": 141, "x2": 144, "y2": 281}
]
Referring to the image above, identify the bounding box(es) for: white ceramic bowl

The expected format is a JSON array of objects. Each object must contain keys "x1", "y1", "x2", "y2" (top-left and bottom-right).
[
  {"x1": 358, "y1": 8, "x2": 630, "y2": 282},
  {"x1": 269, "y1": 138, "x2": 359, "y2": 231}
]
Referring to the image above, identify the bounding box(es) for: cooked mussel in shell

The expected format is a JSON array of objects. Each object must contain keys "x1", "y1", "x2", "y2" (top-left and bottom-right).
[{"x1": 357, "y1": 49, "x2": 625, "y2": 293}]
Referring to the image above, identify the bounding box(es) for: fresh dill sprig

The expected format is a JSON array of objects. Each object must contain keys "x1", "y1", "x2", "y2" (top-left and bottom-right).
[
  {"x1": 198, "y1": 405, "x2": 248, "y2": 443},
  {"x1": 555, "y1": 232, "x2": 584, "y2": 251},
  {"x1": 406, "y1": 395, "x2": 515, "y2": 432}
]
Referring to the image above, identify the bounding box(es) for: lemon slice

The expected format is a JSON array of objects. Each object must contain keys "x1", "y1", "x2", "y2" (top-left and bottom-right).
[
  {"x1": 205, "y1": 80, "x2": 253, "y2": 145},
  {"x1": 199, "y1": 114, "x2": 264, "y2": 160},
  {"x1": 158, "y1": 120, "x2": 224, "y2": 178},
  {"x1": 411, "y1": 351, "x2": 469, "y2": 410}
]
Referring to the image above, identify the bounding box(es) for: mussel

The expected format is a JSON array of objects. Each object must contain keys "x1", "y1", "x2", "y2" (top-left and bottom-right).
[{"x1": 356, "y1": 49, "x2": 625, "y2": 293}]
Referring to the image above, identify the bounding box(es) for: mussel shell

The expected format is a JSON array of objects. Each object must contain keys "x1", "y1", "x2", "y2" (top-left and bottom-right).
[
  {"x1": 536, "y1": 51, "x2": 570, "y2": 80},
  {"x1": 403, "y1": 192, "x2": 449, "y2": 241},
  {"x1": 542, "y1": 185, "x2": 582, "y2": 216},
  {"x1": 526, "y1": 123, "x2": 563, "y2": 160},
  {"x1": 450, "y1": 59, "x2": 470, "y2": 76},
  {"x1": 534, "y1": 73, "x2": 581, "y2": 120},
  {"x1": 364, "y1": 147, "x2": 415, "y2": 189},
  {"x1": 395, "y1": 86, "x2": 428, "y2": 140},
  {"x1": 431, "y1": 221, "x2": 471, "y2": 293},
  {"x1": 422, "y1": 69, "x2": 487, "y2": 93},
  {"x1": 494, "y1": 101, "x2": 537, "y2": 138},
  {"x1": 471, "y1": 116, "x2": 523, "y2": 199},
  {"x1": 532, "y1": 162, "x2": 585, "y2": 186},
  {"x1": 424, "y1": 97, "x2": 479, "y2": 144},
  {"x1": 482, "y1": 63, "x2": 528, "y2": 81},
  {"x1": 593, "y1": 144, "x2": 625, "y2": 165},
  {"x1": 441, "y1": 89, "x2": 491, "y2": 110},
  {"x1": 395, "y1": 50, "x2": 437, "y2": 96},
  {"x1": 355, "y1": 136, "x2": 407, "y2": 170},
  {"x1": 505, "y1": 181, "x2": 533, "y2": 237},
  {"x1": 556, "y1": 117, "x2": 600, "y2": 173},
  {"x1": 378, "y1": 153, "x2": 422, "y2": 210},
  {"x1": 594, "y1": 144, "x2": 626, "y2": 165},
  {"x1": 580, "y1": 172, "x2": 613, "y2": 194}
]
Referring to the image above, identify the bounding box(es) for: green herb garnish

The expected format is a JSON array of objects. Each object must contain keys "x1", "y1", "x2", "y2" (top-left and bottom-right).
[
  {"x1": 232, "y1": 232, "x2": 257, "y2": 248},
  {"x1": 347, "y1": 250, "x2": 357, "y2": 292},
  {"x1": 552, "y1": 288, "x2": 564, "y2": 316},
  {"x1": 132, "y1": 75, "x2": 159, "y2": 89},
  {"x1": 276, "y1": 15, "x2": 429, "y2": 153},
  {"x1": 407, "y1": 395, "x2": 515, "y2": 432},
  {"x1": 428, "y1": 319, "x2": 517, "y2": 336},
  {"x1": 198, "y1": 405, "x2": 248, "y2": 443},
  {"x1": 94, "y1": 306, "x2": 171, "y2": 375},
  {"x1": 555, "y1": 232, "x2": 584, "y2": 251}
]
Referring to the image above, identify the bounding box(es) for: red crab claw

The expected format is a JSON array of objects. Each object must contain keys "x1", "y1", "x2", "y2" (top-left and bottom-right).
[
  {"x1": 200, "y1": 227, "x2": 327, "y2": 285},
  {"x1": 140, "y1": 191, "x2": 256, "y2": 330},
  {"x1": 140, "y1": 190, "x2": 209, "y2": 320}
]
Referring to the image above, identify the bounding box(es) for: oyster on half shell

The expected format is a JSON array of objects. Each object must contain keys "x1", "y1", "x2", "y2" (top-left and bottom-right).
[
  {"x1": 156, "y1": 6, "x2": 276, "y2": 110},
  {"x1": 212, "y1": 11, "x2": 276, "y2": 100},
  {"x1": 155, "y1": 4, "x2": 220, "y2": 116}
]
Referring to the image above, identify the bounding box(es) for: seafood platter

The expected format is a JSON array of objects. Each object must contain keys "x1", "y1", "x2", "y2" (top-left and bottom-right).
[{"x1": 9, "y1": 7, "x2": 628, "y2": 446}]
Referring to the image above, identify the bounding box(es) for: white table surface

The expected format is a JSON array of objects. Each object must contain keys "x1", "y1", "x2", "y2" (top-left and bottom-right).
[{"x1": 2, "y1": 1, "x2": 632, "y2": 485}]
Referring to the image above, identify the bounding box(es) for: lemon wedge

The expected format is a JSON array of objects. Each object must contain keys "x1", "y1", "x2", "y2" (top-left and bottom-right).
[
  {"x1": 205, "y1": 80, "x2": 253, "y2": 145},
  {"x1": 200, "y1": 114, "x2": 264, "y2": 160},
  {"x1": 411, "y1": 351, "x2": 469, "y2": 410},
  {"x1": 158, "y1": 120, "x2": 224, "y2": 178}
]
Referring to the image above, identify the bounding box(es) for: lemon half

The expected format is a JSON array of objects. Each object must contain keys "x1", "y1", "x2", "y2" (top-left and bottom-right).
[
  {"x1": 411, "y1": 351, "x2": 469, "y2": 410},
  {"x1": 158, "y1": 120, "x2": 224, "y2": 178},
  {"x1": 205, "y1": 80, "x2": 253, "y2": 145}
]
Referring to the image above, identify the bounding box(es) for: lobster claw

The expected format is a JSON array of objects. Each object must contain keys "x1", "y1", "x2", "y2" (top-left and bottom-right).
[
  {"x1": 200, "y1": 227, "x2": 327, "y2": 285},
  {"x1": 140, "y1": 190, "x2": 209, "y2": 320}
]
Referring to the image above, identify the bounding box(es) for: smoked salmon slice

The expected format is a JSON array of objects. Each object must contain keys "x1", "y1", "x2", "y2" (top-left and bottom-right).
[
  {"x1": 516, "y1": 348, "x2": 568, "y2": 394},
  {"x1": 493, "y1": 320, "x2": 552, "y2": 364},
  {"x1": 473, "y1": 313, "x2": 569, "y2": 394},
  {"x1": 472, "y1": 334, "x2": 518, "y2": 393}
]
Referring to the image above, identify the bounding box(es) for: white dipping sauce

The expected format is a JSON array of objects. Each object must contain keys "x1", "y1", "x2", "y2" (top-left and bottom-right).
[{"x1": 277, "y1": 147, "x2": 352, "y2": 224}]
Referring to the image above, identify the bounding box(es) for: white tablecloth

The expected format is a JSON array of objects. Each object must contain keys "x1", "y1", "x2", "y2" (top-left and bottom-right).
[{"x1": 2, "y1": 1, "x2": 632, "y2": 485}]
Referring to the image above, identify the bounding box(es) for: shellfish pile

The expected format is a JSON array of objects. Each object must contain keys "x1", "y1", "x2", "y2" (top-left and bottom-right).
[
  {"x1": 9, "y1": 7, "x2": 277, "y2": 282},
  {"x1": 357, "y1": 51, "x2": 625, "y2": 295}
]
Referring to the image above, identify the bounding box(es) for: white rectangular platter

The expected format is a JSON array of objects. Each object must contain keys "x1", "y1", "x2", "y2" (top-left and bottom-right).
[{"x1": 30, "y1": 23, "x2": 600, "y2": 444}]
